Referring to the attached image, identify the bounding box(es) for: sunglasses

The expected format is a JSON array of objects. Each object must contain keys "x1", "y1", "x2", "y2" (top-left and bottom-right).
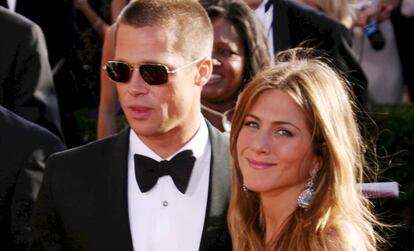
[{"x1": 103, "y1": 57, "x2": 204, "y2": 85}]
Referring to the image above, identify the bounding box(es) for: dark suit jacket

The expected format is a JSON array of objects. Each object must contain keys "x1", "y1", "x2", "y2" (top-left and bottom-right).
[
  {"x1": 11, "y1": 0, "x2": 88, "y2": 147},
  {"x1": 0, "y1": 6, "x2": 63, "y2": 138},
  {"x1": 271, "y1": 0, "x2": 368, "y2": 107},
  {"x1": 12, "y1": 0, "x2": 76, "y2": 67},
  {"x1": 0, "y1": 106, "x2": 65, "y2": 251},
  {"x1": 29, "y1": 123, "x2": 232, "y2": 251}
]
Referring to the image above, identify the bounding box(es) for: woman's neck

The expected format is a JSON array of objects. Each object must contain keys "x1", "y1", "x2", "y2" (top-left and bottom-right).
[
  {"x1": 260, "y1": 187, "x2": 302, "y2": 245},
  {"x1": 200, "y1": 100, "x2": 235, "y2": 132},
  {"x1": 201, "y1": 100, "x2": 235, "y2": 114}
]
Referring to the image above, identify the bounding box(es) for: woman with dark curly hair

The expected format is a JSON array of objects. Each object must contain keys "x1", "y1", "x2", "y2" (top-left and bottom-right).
[{"x1": 200, "y1": 0, "x2": 270, "y2": 132}]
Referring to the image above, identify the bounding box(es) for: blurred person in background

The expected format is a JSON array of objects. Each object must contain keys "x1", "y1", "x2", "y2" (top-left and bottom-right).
[
  {"x1": 353, "y1": 0, "x2": 405, "y2": 104},
  {"x1": 200, "y1": 0, "x2": 270, "y2": 132},
  {"x1": 96, "y1": 0, "x2": 130, "y2": 139},
  {"x1": 243, "y1": 0, "x2": 369, "y2": 109},
  {"x1": 0, "y1": 6, "x2": 62, "y2": 139},
  {"x1": 0, "y1": 105, "x2": 65, "y2": 251}
]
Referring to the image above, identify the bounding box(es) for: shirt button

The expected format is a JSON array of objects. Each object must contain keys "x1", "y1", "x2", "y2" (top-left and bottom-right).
[{"x1": 162, "y1": 201, "x2": 168, "y2": 207}]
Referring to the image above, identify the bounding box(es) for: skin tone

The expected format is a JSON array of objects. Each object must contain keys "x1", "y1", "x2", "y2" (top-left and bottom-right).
[
  {"x1": 201, "y1": 17, "x2": 245, "y2": 131},
  {"x1": 111, "y1": 0, "x2": 129, "y2": 22},
  {"x1": 242, "y1": 0, "x2": 264, "y2": 10},
  {"x1": 74, "y1": 0, "x2": 109, "y2": 39},
  {"x1": 114, "y1": 24, "x2": 212, "y2": 158},
  {"x1": 355, "y1": 0, "x2": 400, "y2": 27},
  {"x1": 98, "y1": 25, "x2": 118, "y2": 139},
  {"x1": 236, "y1": 89, "x2": 319, "y2": 244}
]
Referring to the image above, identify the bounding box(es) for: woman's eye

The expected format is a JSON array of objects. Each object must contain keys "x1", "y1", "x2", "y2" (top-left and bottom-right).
[
  {"x1": 243, "y1": 121, "x2": 259, "y2": 129},
  {"x1": 275, "y1": 129, "x2": 293, "y2": 137},
  {"x1": 218, "y1": 48, "x2": 236, "y2": 57}
]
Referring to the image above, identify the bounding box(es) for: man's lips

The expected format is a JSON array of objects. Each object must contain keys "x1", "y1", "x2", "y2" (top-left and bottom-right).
[{"x1": 127, "y1": 105, "x2": 153, "y2": 119}]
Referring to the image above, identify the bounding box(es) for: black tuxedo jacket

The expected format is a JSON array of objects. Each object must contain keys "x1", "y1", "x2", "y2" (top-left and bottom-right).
[
  {"x1": 29, "y1": 123, "x2": 232, "y2": 250},
  {"x1": 0, "y1": 106, "x2": 65, "y2": 251},
  {"x1": 0, "y1": 6, "x2": 62, "y2": 138},
  {"x1": 271, "y1": 0, "x2": 368, "y2": 107}
]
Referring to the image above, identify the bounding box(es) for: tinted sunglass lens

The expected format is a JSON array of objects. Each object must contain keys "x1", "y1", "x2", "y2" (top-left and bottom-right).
[
  {"x1": 140, "y1": 65, "x2": 169, "y2": 85},
  {"x1": 106, "y1": 62, "x2": 131, "y2": 83}
]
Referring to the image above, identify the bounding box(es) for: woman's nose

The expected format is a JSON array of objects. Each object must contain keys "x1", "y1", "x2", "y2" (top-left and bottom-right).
[
  {"x1": 250, "y1": 131, "x2": 271, "y2": 154},
  {"x1": 212, "y1": 57, "x2": 221, "y2": 66}
]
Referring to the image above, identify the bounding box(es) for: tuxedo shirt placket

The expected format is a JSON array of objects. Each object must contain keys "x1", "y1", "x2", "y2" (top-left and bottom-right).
[{"x1": 127, "y1": 118, "x2": 211, "y2": 251}]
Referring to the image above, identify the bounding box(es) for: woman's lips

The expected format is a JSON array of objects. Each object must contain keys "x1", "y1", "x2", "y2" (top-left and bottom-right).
[
  {"x1": 246, "y1": 158, "x2": 275, "y2": 170},
  {"x1": 127, "y1": 105, "x2": 153, "y2": 120},
  {"x1": 206, "y1": 73, "x2": 223, "y2": 85}
]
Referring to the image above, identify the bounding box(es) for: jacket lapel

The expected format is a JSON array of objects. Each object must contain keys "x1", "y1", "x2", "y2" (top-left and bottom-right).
[
  {"x1": 103, "y1": 124, "x2": 231, "y2": 250},
  {"x1": 199, "y1": 122, "x2": 232, "y2": 250},
  {"x1": 106, "y1": 128, "x2": 134, "y2": 250},
  {"x1": 273, "y1": 0, "x2": 291, "y2": 53}
]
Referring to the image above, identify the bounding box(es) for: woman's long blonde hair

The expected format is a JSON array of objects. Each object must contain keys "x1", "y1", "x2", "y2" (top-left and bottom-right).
[{"x1": 228, "y1": 48, "x2": 383, "y2": 251}]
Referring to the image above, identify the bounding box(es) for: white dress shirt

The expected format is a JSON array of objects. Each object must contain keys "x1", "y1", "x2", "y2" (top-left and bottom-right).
[
  {"x1": 6, "y1": 0, "x2": 16, "y2": 12},
  {"x1": 128, "y1": 117, "x2": 211, "y2": 251},
  {"x1": 255, "y1": 0, "x2": 275, "y2": 63}
]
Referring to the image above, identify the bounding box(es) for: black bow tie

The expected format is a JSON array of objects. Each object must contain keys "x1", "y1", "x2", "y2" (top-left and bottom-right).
[{"x1": 134, "y1": 150, "x2": 196, "y2": 194}]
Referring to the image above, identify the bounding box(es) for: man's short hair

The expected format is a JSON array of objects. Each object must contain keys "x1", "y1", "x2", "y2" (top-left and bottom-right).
[{"x1": 116, "y1": 0, "x2": 213, "y2": 60}]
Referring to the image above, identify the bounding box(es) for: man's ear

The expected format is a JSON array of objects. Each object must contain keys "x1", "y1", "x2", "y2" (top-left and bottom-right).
[{"x1": 195, "y1": 57, "x2": 212, "y2": 87}]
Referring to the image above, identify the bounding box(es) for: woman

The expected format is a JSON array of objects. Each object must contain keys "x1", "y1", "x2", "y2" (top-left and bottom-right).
[
  {"x1": 95, "y1": 0, "x2": 131, "y2": 139},
  {"x1": 200, "y1": 0, "x2": 270, "y2": 132},
  {"x1": 229, "y1": 48, "x2": 384, "y2": 250}
]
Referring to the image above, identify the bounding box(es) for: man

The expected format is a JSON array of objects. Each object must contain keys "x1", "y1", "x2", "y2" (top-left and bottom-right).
[
  {"x1": 0, "y1": 6, "x2": 63, "y2": 139},
  {"x1": 29, "y1": 1, "x2": 231, "y2": 250},
  {"x1": 0, "y1": 105, "x2": 65, "y2": 251},
  {"x1": 243, "y1": 0, "x2": 369, "y2": 107}
]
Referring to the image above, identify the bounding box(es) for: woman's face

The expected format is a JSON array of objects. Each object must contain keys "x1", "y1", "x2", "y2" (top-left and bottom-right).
[
  {"x1": 236, "y1": 89, "x2": 319, "y2": 197},
  {"x1": 201, "y1": 17, "x2": 245, "y2": 104}
]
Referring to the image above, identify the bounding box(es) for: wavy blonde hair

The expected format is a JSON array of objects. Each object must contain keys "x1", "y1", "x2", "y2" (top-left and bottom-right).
[{"x1": 228, "y1": 48, "x2": 383, "y2": 251}]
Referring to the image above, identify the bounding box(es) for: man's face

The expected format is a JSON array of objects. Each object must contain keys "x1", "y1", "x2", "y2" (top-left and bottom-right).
[{"x1": 114, "y1": 24, "x2": 206, "y2": 142}]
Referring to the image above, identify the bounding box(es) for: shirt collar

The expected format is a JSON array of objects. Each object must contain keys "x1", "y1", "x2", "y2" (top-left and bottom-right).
[{"x1": 129, "y1": 114, "x2": 209, "y2": 161}]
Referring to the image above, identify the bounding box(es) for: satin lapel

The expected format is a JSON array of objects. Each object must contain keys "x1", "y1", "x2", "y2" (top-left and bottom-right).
[
  {"x1": 199, "y1": 122, "x2": 231, "y2": 250},
  {"x1": 106, "y1": 128, "x2": 134, "y2": 250},
  {"x1": 273, "y1": 0, "x2": 291, "y2": 52}
]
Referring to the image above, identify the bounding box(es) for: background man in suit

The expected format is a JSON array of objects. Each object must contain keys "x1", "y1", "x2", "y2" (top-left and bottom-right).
[
  {"x1": 29, "y1": 1, "x2": 231, "y2": 250},
  {"x1": 0, "y1": 105, "x2": 65, "y2": 251},
  {"x1": 243, "y1": 0, "x2": 369, "y2": 108},
  {"x1": 0, "y1": 6, "x2": 63, "y2": 139},
  {"x1": 0, "y1": 0, "x2": 91, "y2": 147}
]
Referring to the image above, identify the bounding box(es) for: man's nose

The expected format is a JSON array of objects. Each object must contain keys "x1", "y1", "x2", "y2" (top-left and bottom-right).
[{"x1": 127, "y1": 70, "x2": 149, "y2": 96}]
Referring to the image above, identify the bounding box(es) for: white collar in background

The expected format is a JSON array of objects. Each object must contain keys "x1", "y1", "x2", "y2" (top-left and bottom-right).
[
  {"x1": 254, "y1": 0, "x2": 275, "y2": 64},
  {"x1": 7, "y1": 0, "x2": 16, "y2": 12}
]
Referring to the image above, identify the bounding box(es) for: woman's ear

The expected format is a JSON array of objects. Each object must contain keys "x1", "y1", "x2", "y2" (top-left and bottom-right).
[
  {"x1": 195, "y1": 57, "x2": 212, "y2": 87},
  {"x1": 313, "y1": 142, "x2": 327, "y2": 172}
]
